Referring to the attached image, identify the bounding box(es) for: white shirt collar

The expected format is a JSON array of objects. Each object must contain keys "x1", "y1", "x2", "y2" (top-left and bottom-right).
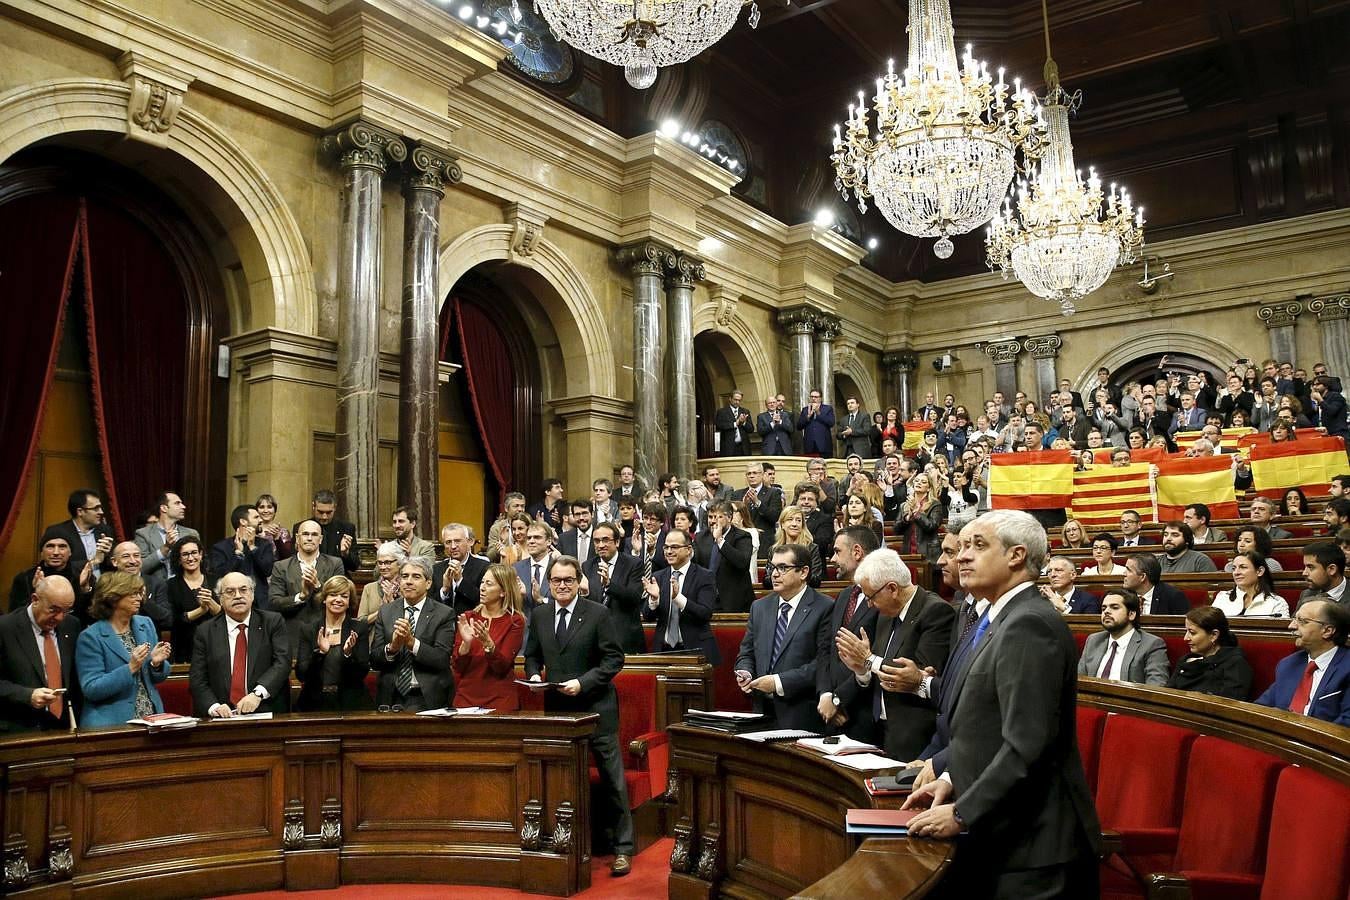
[
  {"x1": 779, "y1": 586, "x2": 808, "y2": 609},
  {"x1": 1311, "y1": 645, "x2": 1338, "y2": 669},
  {"x1": 1108, "y1": 626, "x2": 1136, "y2": 647},
  {"x1": 987, "y1": 580, "x2": 1036, "y2": 623},
  {"x1": 229, "y1": 615, "x2": 251, "y2": 631}
]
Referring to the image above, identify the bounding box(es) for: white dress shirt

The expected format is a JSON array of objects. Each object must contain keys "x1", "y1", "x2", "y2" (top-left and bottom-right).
[
  {"x1": 1299, "y1": 645, "x2": 1339, "y2": 715},
  {"x1": 1096, "y1": 627, "x2": 1135, "y2": 680},
  {"x1": 209, "y1": 615, "x2": 270, "y2": 717}
]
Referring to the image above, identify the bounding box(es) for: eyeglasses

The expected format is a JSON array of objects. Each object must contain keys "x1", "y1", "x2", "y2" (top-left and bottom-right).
[
  {"x1": 79, "y1": 505, "x2": 104, "y2": 512},
  {"x1": 180, "y1": 550, "x2": 202, "y2": 558},
  {"x1": 219, "y1": 587, "x2": 251, "y2": 597},
  {"x1": 664, "y1": 544, "x2": 689, "y2": 552},
  {"x1": 548, "y1": 577, "x2": 577, "y2": 586},
  {"x1": 1294, "y1": 616, "x2": 1328, "y2": 627},
  {"x1": 765, "y1": 564, "x2": 806, "y2": 576}
]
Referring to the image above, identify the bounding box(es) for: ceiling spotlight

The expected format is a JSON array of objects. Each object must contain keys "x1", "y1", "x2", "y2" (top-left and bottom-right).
[
  {"x1": 660, "y1": 119, "x2": 681, "y2": 138},
  {"x1": 813, "y1": 209, "x2": 836, "y2": 228},
  {"x1": 458, "y1": 5, "x2": 473, "y2": 19},
  {"x1": 867, "y1": 237, "x2": 879, "y2": 250}
]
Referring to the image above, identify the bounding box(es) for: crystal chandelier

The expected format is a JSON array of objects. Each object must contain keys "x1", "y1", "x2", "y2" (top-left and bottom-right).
[
  {"x1": 528, "y1": 0, "x2": 767, "y2": 89},
  {"x1": 830, "y1": 0, "x2": 1046, "y2": 259},
  {"x1": 984, "y1": 0, "x2": 1144, "y2": 314}
]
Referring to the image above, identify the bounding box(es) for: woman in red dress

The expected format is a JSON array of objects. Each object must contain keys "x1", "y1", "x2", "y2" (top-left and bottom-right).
[{"x1": 452, "y1": 563, "x2": 526, "y2": 710}]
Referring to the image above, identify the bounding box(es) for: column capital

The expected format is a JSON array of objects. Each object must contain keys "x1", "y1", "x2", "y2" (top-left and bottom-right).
[
  {"x1": 1257, "y1": 300, "x2": 1303, "y2": 329},
  {"x1": 980, "y1": 339, "x2": 1023, "y2": 365},
  {"x1": 1306, "y1": 292, "x2": 1350, "y2": 322},
  {"x1": 404, "y1": 143, "x2": 461, "y2": 195},
  {"x1": 1022, "y1": 334, "x2": 1063, "y2": 359},
  {"x1": 812, "y1": 311, "x2": 842, "y2": 342},
  {"x1": 881, "y1": 350, "x2": 919, "y2": 372},
  {"x1": 665, "y1": 252, "x2": 706, "y2": 290},
  {"x1": 616, "y1": 241, "x2": 676, "y2": 278},
  {"x1": 322, "y1": 121, "x2": 407, "y2": 174},
  {"x1": 777, "y1": 305, "x2": 818, "y2": 336}
]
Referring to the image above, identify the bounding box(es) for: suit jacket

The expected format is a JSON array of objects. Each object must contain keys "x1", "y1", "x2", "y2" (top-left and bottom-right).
[
  {"x1": 369, "y1": 598, "x2": 455, "y2": 708},
  {"x1": 292, "y1": 519, "x2": 360, "y2": 572},
  {"x1": 515, "y1": 556, "x2": 556, "y2": 608},
  {"x1": 268, "y1": 554, "x2": 346, "y2": 649},
  {"x1": 188, "y1": 610, "x2": 291, "y2": 716},
  {"x1": 644, "y1": 563, "x2": 718, "y2": 662},
  {"x1": 0, "y1": 606, "x2": 82, "y2": 732},
  {"x1": 207, "y1": 537, "x2": 276, "y2": 608},
  {"x1": 733, "y1": 485, "x2": 782, "y2": 545},
  {"x1": 945, "y1": 584, "x2": 1101, "y2": 873},
  {"x1": 523, "y1": 597, "x2": 625, "y2": 732},
  {"x1": 581, "y1": 552, "x2": 646, "y2": 654},
  {"x1": 621, "y1": 528, "x2": 669, "y2": 575},
  {"x1": 1169, "y1": 406, "x2": 1208, "y2": 435},
  {"x1": 1255, "y1": 646, "x2": 1350, "y2": 725},
  {"x1": 1146, "y1": 582, "x2": 1190, "y2": 615},
  {"x1": 434, "y1": 554, "x2": 489, "y2": 615},
  {"x1": 295, "y1": 617, "x2": 373, "y2": 711},
  {"x1": 798, "y1": 405, "x2": 836, "y2": 456},
  {"x1": 814, "y1": 584, "x2": 882, "y2": 741},
  {"x1": 75, "y1": 615, "x2": 170, "y2": 727},
  {"x1": 870, "y1": 589, "x2": 955, "y2": 759},
  {"x1": 1065, "y1": 586, "x2": 1102, "y2": 615},
  {"x1": 134, "y1": 522, "x2": 202, "y2": 580},
  {"x1": 715, "y1": 404, "x2": 753, "y2": 455},
  {"x1": 1059, "y1": 417, "x2": 1090, "y2": 449},
  {"x1": 757, "y1": 409, "x2": 794, "y2": 455},
  {"x1": 41, "y1": 519, "x2": 113, "y2": 575},
  {"x1": 1077, "y1": 628, "x2": 1170, "y2": 685},
  {"x1": 837, "y1": 410, "x2": 873, "y2": 458},
  {"x1": 694, "y1": 527, "x2": 755, "y2": 613},
  {"x1": 734, "y1": 588, "x2": 833, "y2": 731},
  {"x1": 557, "y1": 528, "x2": 598, "y2": 569}
]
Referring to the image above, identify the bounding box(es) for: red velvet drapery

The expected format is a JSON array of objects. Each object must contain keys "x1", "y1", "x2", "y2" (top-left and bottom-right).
[{"x1": 443, "y1": 297, "x2": 514, "y2": 509}]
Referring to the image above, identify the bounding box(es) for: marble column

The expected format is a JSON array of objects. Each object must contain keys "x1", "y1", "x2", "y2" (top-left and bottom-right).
[
  {"x1": 1307, "y1": 293, "x2": 1350, "y2": 383},
  {"x1": 665, "y1": 252, "x2": 704, "y2": 476},
  {"x1": 777, "y1": 306, "x2": 817, "y2": 412},
  {"x1": 815, "y1": 313, "x2": 841, "y2": 407},
  {"x1": 1257, "y1": 301, "x2": 1303, "y2": 365},
  {"x1": 1022, "y1": 335, "x2": 1063, "y2": 408},
  {"x1": 982, "y1": 339, "x2": 1023, "y2": 402},
  {"x1": 397, "y1": 145, "x2": 461, "y2": 532},
  {"x1": 881, "y1": 351, "x2": 918, "y2": 419},
  {"x1": 617, "y1": 241, "x2": 674, "y2": 489},
  {"x1": 323, "y1": 122, "x2": 406, "y2": 538}
]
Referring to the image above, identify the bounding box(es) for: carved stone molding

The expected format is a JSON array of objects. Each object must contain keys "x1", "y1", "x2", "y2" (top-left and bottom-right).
[
  {"x1": 116, "y1": 51, "x2": 192, "y2": 147},
  {"x1": 503, "y1": 201, "x2": 548, "y2": 261},
  {"x1": 881, "y1": 350, "x2": 919, "y2": 372},
  {"x1": 405, "y1": 143, "x2": 461, "y2": 196},
  {"x1": 549, "y1": 801, "x2": 574, "y2": 854},
  {"x1": 981, "y1": 339, "x2": 1022, "y2": 365},
  {"x1": 4, "y1": 841, "x2": 28, "y2": 889},
  {"x1": 670, "y1": 819, "x2": 694, "y2": 873},
  {"x1": 520, "y1": 799, "x2": 542, "y2": 850},
  {"x1": 694, "y1": 822, "x2": 720, "y2": 880},
  {"x1": 661, "y1": 768, "x2": 681, "y2": 803},
  {"x1": 1022, "y1": 334, "x2": 1063, "y2": 359},
  {"x1": 321, "y1": 121, "x2": 408, "y2": 174},
  {"x1": 616, "y1": 241, "x2": 675, "y2": 279},
  {"x1": 47, "y1": 838, "x2": 72, "y2": 881},
  {"x1": 665, "y1": 251, "x2": 706, "y2": 290},
  {"x1": 282, "y1": 805, "x2": 304, "y2": 850},
  {"x1": 1257, "y1": 301, "x2": 1303, "y2": 329},
  {"x1": 833, "y1": 339, "x2": 858, "y2": 372},
  {"x1": 813, "y1": 311, "x2": 842, "y2": 342},
  {"x1": 707, "y1": 287, "x2": 738, "y2": 328},
  {"x1": 1307, "y1": 293, "x2": 1350, "y2": 322},
  {"x1": 777, "y1": 305, "x2": 817, "y2": 336}
]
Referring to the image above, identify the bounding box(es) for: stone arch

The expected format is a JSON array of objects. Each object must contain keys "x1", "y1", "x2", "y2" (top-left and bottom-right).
[
  {"x1": 437, "y1": 225, "x2": 616, "y2": 397},
  {"x1": 690, "y1": 302, "x2": 776, "y2": 407},
  {"x1": 835, "y1": 355, "x2": 880, "y2": 413},
  {"x1": 0, "y1": 78, "x2": 317, "y2": 334},
  {"x1": 1070, "y1": 331, "x2": 1247, "y2": 396}
]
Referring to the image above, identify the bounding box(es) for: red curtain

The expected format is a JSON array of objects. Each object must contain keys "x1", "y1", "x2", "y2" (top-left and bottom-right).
[
  {"x1": 0, "y1": 195, "x2": 82, "y2": 558},
  {"x1": 447, "y1": 297, "x2": 514, "y2": 509},
  {"x1": 81, "y1": 200, "x2": 189, "y2": 537}
]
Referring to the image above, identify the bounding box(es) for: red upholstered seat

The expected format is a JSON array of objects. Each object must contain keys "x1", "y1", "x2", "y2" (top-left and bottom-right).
[
  {"x1": 1076, "y1": 707, "x2": 1107, "y2": 795},
  {"x1": 1241, "y1": 639, "x2": 1290, "y2": 700},
  {"x1": 159, "y1": 676, "x2": 193, "y2": 716},
  {"x1": 1095, "y1": 715, "x2": 1196, "y2": 859},
  {"x1": 1073, "y1": 631, "x2": 1089, "y2": 655},
  {"x1": 1181, "y1": 586, "x2": 1212, "y2": 608},
  {"x1": 713, "y1": 624, "x2": 753, "y2": 712},
  {"x1": 1259, "y1": 766, "x2": 1350, "y2": 900}
]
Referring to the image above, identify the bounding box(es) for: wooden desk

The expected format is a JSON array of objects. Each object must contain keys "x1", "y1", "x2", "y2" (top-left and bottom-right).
[
  {"x1": 0, "y1": 712, "x2": 597, "y2": 898},
  {"x1": 665, "y1": 724, "x2": 952, "y2": 900}
]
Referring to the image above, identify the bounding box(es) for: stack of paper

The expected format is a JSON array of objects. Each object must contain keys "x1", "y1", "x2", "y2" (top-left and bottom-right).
[
  {"x1": 128, "y1": 713, "x2": 198, "y2": 732},
  {"x1": 845, "y1": 808, "x2": 920, "y2": 835},
  {"x1": 796, "y1": 735, "x2": 882, "y2": 756},
  {"x1": 827, "y1": 752, "x2": 912, "y2": 772},
  {"x1": 736, "y1": 729, "x2": 817, "y2": 742}
]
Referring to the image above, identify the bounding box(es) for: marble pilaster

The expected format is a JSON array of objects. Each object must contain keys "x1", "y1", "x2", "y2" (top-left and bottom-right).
[
  {"x1": 1257, "y1": 301, "x2": 1303, "y2": 365},
  {"x1": 1022, "y1": 335, "x2": 1063, "y2": 408},
  {"x1": 881, "y1": 351, "x2": 919, "y2": 419},
  {"x1": 665, "y1": 252, "x2": 704, "y2": 479},
  {"x1": 323, "y1": 121, "x2": 406, "y2": 538},
  {"x1": 1307, "y1": 293, "x2": 1350, "y2": 383},
  {"x1": 814, "y1": 313, "x2": 841, "y2": 407},
  {"x1": 777, "y1": 306, "x2": 817, "y2": 412},
  {"x1": 982, "y1": 339, "x2": 1023, "y2": 403},
  {"x1": 617, "y1": 241, "x2": 675, "y2": 489},
  {"x1": 398, "y1": 144, "x2": 460, "y2": 531}
]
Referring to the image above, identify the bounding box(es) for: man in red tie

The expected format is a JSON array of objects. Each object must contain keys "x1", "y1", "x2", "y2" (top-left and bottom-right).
[
  {"x1": 0, "y1": 575, "x2": 81, "y2": 732},
  {"x1": 1255, "y1": 597, "x2": 1350, "y2": 725},
  {"x1": 189, "y1": 572, "x2": 291, "y2": 718}
]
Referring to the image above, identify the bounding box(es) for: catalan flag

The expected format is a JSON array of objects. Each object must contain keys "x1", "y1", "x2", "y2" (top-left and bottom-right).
[
  {"x1": 1174, "y1": 427, "x2": 1256, "y2": 453},
  {"x1": 1154, "y1": 455, "x2": 1238, "y2": 521},
  {"x1": 990, "y1": 450, "x2": 1075, "y2": 510},
  {"x1": 1070, "y1": 463, "x2": 1154, "y2": 529},
  {"x1": 1249, "y1": 435, "x2": 1347, "y2": 498}
]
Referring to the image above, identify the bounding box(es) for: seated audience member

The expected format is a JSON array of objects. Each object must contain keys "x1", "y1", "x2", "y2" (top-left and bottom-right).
[
  {"x1": 728, "y1": 501, "x2": 760, "y2": 581},
  {"x1": 1118, "y1": 509, "x2": 1148, "y2": 547},
  {"x1": 842, "y1": 491, "x2": 885, "y2": 545},
  {"x1": 1182, "y1": 503, "x2": 1226, "y2": 545},
  {"x1": 1224, "y1": 526, "x2": 1284, "y2": 572},
  {"x1": 1332, "y1": 473, "x2": 1348, "y2": 498},
  {"x1": 165, "y1": 538, "x2": 220, "y2": 662},
  {"x1": 790, "y1": 481, "x2": 836, "y2": 565},
  {"x1": 1281, "y1": 487, "x2": 1310, "y2": 518},
  {"x1": 390, "y1": 505, "x2": 435, "y2": 560},
  {"x1": 643, "y1": 529, "x2": 718, "y2": 661},
  {"x1": 41, "y1": 489, "x2": 113, "y2": 583},
  {"x1": 1213, "y1": 551, "x2": 1290, "y2": 618},
  {"x1": 733, "y1": 544, "x2": 833, "y2": 732},
  {"x1": 1077, "y1": 588, "x2": 1169, "y2": 685},
  {"x1": 896, "y1": 473, "x2": 945, "y2": 564},
  {"x1": 453, "y1": 564, "x2": 526, "y2": 710},
  {"x1": 296, "y1": 490, "x2": 359, "y2": 573},
  {"x1": 358, "y1": 542, "x2": 405, "y2": 631},
  {"x1": 1082, "y1": 534, "x2": 1125, "y2": 576},
  {"x1": 1255, "y1": 597, "x2": 1350, "y2": 724},
  {"x1": 486, "y1": 492, "x2": 528, "y2": 562},
  {"x1": 269, "y1": 520, "x2": 345, "y2": 652},
  {"x1": 135, "y1": 491, "x2": 201, "y2": 580},
  {"x1": 9, "y1": 535, "x2": 86, "y2": 614},
  {"x1": 1157, "y1": 521, "x2": 1219, "y2": 574},
  {"x1": 1058, "y1": 518, "x2": 1090, "y2": 550},
  {"x1": 0, "y1": 575, "x2": 81, "y2": 732},
  {"x1": 189, "y1": 572, "x2": 291, "y2": 718},
  {"x1": 1324, "y1": 498, "x2": 1350, "y2": 537},
  {"x1": 1249, "y1": 495, "x2": 1293, "y2": 540},
  {"x1": 435, "y1": 523, "x2": 489, "y2": 616},
  {"x1": 295, "y1": 575, "x2": 372, "y2": 712},
  {"x1": 1167, "y1": 606, "x2": 1253, "y2": 700},
  {"x1": 765, "y1": 506, "x2": 823, "y2": 588},
  {"x1": 1338, "y1": 527, "x2": 1350, "y2": 555},
  {"x1": 254, "y1": 493, "x2": 291, "y2": 559},
  {"x1": 1041, "y1": 556, "x2": 1101, "y2": 614},
  {"x1": 1121, "y1": 553, "x2": 1189, "y2": 615},
  {"x1": 76, "y1": 572, "x2": 173, "y2": 728},
  {"x1": 370, "y1": 559, "x2": 455, "y2": 712},
  {"x1": 106, "y1": 541, "x2": 172, "y2": 634},
  {"x1": 1300, "y1": 541, "x2": 1346, "y2": 607},
  {"x1": 208, "y1": 504, "x2": 275, "y2": 601}
]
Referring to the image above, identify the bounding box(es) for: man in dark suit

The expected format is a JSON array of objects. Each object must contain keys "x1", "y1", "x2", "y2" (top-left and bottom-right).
[
  {"x1": 1043, "y1": 557, "x2": 1101, "y2": 614},
  {"x1": 370, "y1": 559, "x2": 455, "y2": 711},
  {"x1": 1122, "y1": 554, "x2": 1189, "y2": 615},
  {"x1": 733, "y1": 462, "x2": 782, "y2": 547},
  {"x1": 643, "y1": 529, "x2": 718, "y2": 662},
  {"x1": 1136, "y1": 395, "x2": 1174, "y2": 449},
  {"x1": 837, "y1": 397, "x2": 872, "y2": 458},
  {"x1": 0, "y1": 576, "x2": 81, "y2": 732},
  {"x1": 41, "y1": 488, "x2": 113, "y2": 581},
  {"x1": 1299, "y1": 542, "x2": 1346, "y2": 608},
  {"x1": 523, "y1": 555, "x2": 633, "y2": 876},
  {"x1": 434, "y1": 523, "x2": 489, "y2": 615},
  {"x1": 1057, "y1": 403, "x2": 1090, "y2": 450},
  {"x1": 614, "y1": 465, "x2": 645, "y2": 502},
  {"x1": 1311, "y1": 375, "x2": 1348, "y2": 438},
  {"x1": 581, "y1": 523, "x2": 645, "y2": 653},
  {"x1": 797, "y1": 388, "x2": 836, "y2": 457},
  {"x1": 208, "y1": 504, "x2": 275, "y2": 603},
  {"x1": 295, "y1": 489, "x2": 358, "y2": 573},
  {"x1": 905, "y1": 510, "x2": 1100, "y2": 898},
  {"x1": 1255, "y1": 597, "x2": 1350, "y2": 724},
  {"x1": 694, "y1": 500, "x2": 755, "y2": 612},
  {"x1": 269, "y1": 520, "x2": 345, "y2": 649},
  {"x1": 623, "y1": 502, "x2": 670, "y2": 577},
  {"x1": 8, "y1": 535, "x2": 88, "y2": 615},
  {"x1": 189, "y1": 572, "x2": 291, "y2": 718},
  {"x1": 757, "y1": 396, "x2": 794, "y2": 456},
  {"x1": 733, "y1": 543, "x2": 833, "y2": 732},
  {"x1": 815, "y1": 527, "x2": 882, "y2": 739},
  {"x1": 557, "y1": 500, "x2": 597, "y2": 568},
  {"x1": 714, "y1": 390, "x2": 753, "y2": 457},
  {"x1": 1168, "y1": 391, "x2": 1207, "y2": 436}
]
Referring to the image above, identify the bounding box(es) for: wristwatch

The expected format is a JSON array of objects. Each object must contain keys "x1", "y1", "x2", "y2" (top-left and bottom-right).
[
  {"x1": 829, "y1": 693, "x2": 841, "y2": 708},
  {"x1": 952, "y1": 807, "x2": 965, "y2": 828}
]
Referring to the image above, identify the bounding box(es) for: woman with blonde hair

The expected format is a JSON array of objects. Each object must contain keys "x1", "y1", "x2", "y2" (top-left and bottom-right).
[
  {"x1": 297, "y1": 575, "x2": 372, "y2": 711},
  {"x1": 76, "y1": 571, "x2": 173, "y2": 728},
  {"x1": 768, "y1": 505, "x2": 823, "y2": 587},
  {"x1": 453, "y1": 563, "x2": 527, "y2": 710},
  {"x1": 896, "y1": 472, "x2": 945, "y2": 564}
]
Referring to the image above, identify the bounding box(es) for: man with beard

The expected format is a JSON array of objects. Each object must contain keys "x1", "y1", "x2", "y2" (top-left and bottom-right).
[
  {"x1": 1156, "y1": 521, "x2": 1218, "y2": 575},
  {"x1": 1076, "y1": 588, "x2": 1169, "y2": 684}
]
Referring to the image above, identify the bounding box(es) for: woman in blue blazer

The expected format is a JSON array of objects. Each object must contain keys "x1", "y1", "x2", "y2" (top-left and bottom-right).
[{"x1": 77, "y1": 571, "x2": 173, "y2": 728}]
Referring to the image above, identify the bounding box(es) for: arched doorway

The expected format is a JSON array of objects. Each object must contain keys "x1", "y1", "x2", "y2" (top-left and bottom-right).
[
  {"x1": 1111, "y1": 353, "x2": 1223, "y2": 391},
  {"x1": 694, "y1": 330, "x2": 761, "y2": 459}
]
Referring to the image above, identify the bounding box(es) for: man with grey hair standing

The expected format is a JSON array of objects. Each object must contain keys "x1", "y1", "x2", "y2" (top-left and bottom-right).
[
  {"x1": 435, "y1": 523, "x2": 488, "y2": 616},
  {"x1": 371, "y1": 558, "x2": 454, "y2": 712},
  {"x1": 904, "y1": 510, "x2": 1100, "y2": 898}
]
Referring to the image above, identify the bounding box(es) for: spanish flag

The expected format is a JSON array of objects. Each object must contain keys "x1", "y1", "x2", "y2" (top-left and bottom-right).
[
  {"x1": 1070, "y1": 463, "x2": 1154, "y2": 529},
  {"x1": 990, "y1": 450, "x2": 1075, "y2": 510},
  {"x1": 1154, "y1": 454, "x2": 1239, "y2": 521},
  {"x1": 1249, "y1": 435, "x2": 1347, "y2": 498}
]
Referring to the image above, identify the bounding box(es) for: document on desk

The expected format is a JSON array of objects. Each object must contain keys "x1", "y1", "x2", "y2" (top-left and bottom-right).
[
  {"x1": 827, "y1": 752, "x2": 911, "y2": 772},
  {"x1": 736, "y1": 729, "x2": 817, "y2": 742},
  {"x1": 685, "y1": 709, "x2": 763, "y2": 720},
  {"x1": 844, "y1": 808, "x2": 921, "y2": 835},
  {"x1": 214, "y1": 712, "x2": 274, "y2": 722},
  {"x1": 415, "y1": 706, "x2": 496, "y2": 716},
  {"x1": 514, "y1": 679, "x2": 557, "y2": 691},
  {"x1": 796, "y1": 735, "x2": 882, "y2": 756}
]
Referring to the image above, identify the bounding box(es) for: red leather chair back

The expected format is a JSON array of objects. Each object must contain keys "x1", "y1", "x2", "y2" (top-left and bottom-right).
[
  {"x1": 1076, "y1": 707, "x2": 1108, "y2": 795},
  {"x1": 1260, "y1": 766, "x2": 1350, "y2": 900},
  {"x1": 1095, "y1": 715, "x2": 1196, "y2": 830},
  {"x1": 1172, "y1": 737, "x2": 1284, "y2": 876}
]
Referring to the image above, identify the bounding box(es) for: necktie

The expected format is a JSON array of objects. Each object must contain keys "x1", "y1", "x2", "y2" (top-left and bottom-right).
[
  {"x1": 841, "y1": 586, "x2": 861, "y2": 627},
  {"x1": 229, "y1": 622, "x2": 248, "y2": 706},
  {"x1": 642, "y1": 539, "x2": 655, "y2": 579},
  {"x1": 666, "y1": 571, "x2": 683, "y2": 648},
  {"x1": 556, "y1": 607, "x2": 570, "y2": 645},
  {"x1": 967, "y1": 610, "x2": 991, "y2": 651},
  {"x1": 1098, "y1": 640, "x2": 1119, "y2": 679},
  {"x1": 957, "y1": 600, "x2": 980, "y2": 643},
  {"x1": 578, "y1": 532, "x2": 589, "y2": 564},
  {"x1": 395, "y1": 606, "x2": 417, "y2": 696},
  {"x1": 533, "y1": 563, "x2": 543, "y2": 597},
  {"x1": 769, "y1": 601, "x2": 790, "y2": 668},
  {"x1": 873, "y1": 620, "x2": 904, "y2": 719},
  {"x1": 42, "y1": 629, "x2": 63, "y2": 719},
  {"x1": 709, "y1": 540, "x2": 722, "y2": 574},
  {"x1": 1288, "y1": 659, "x2": 1318, "y2": 714}
]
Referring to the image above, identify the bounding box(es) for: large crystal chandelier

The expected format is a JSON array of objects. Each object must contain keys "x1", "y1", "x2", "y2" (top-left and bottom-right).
[
  {"x1": 529, "y1": 0, "x2": 767, "y2": 89},
  {"x1": 830, "y1": 0, "x2": 1046, "y2": 259},
  {"x1": 984, "y1": 0, "x2": 1144, "y2": 314}
]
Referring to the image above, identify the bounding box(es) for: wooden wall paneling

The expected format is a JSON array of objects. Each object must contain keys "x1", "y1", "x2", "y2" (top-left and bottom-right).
[{"x1": 282, "y1": 737, "x2": 340, "y2": 890}]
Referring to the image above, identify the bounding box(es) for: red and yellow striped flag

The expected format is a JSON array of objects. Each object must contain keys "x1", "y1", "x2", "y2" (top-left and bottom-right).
[
  {"x1": 990, "y1": 450, "x2": 1075, "y2": 510},
  {"x1": 1249, "y1": 435, "x2": 1347, "y2": 498},
  {"x1": 1173, "y1": 427, "x2": 1255, "y2": 453},
  {"x1": 1070, "y1": 463, "x2": 1154, "y2": 530},
  {"x1": 1154, "y1": 454, "x2": 1238, "y2": 521}
]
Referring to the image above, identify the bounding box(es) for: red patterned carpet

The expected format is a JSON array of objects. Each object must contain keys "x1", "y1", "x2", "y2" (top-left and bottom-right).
[{"x1": 214, "y1": 838, "x2": 672, "y2": 899}]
